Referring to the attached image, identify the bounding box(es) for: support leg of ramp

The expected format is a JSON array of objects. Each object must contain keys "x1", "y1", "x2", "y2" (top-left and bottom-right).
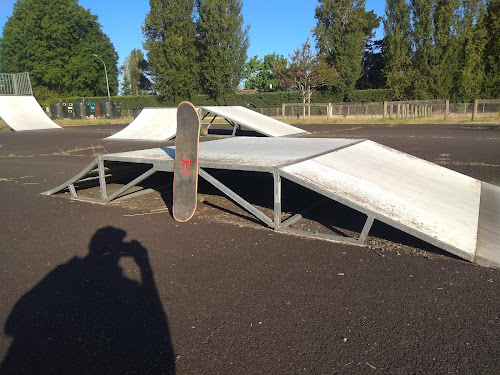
[
  {"x1": 273, "y1": 170, "x2": 374, "y2": 245},
  {"x1": 198, "y1": 168, "x2": 275, "y2": 227}
]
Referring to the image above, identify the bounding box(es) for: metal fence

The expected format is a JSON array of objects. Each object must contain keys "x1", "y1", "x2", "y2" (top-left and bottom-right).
[{"x1": 0, "y1": 72, "x2": 33, "y2": 95}]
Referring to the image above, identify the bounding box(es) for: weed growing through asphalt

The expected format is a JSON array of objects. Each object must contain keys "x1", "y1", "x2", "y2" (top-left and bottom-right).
[{"x1": 47, "y1": 145, "x2": 105, "y2": 156}]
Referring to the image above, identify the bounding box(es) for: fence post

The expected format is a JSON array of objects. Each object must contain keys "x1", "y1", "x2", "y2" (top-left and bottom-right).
[
  {"x1": 383, "y1": 101, "x2": 387, "y2": 119},
  {"x1": 282, "y1": 103, "x2": 286, "y2": 120},
  {"x1": 444, "y1": 100, "x2": 449, "y2": 121},
  {"x1": 327, "y1": 102, "x2": 332, "y2": 120},
  {"x1": 12, "y1": 74, "x2": 19, "y2": 95},
  {"x1": 472, "y1": 99, "x2": 478, "y2": 121}
]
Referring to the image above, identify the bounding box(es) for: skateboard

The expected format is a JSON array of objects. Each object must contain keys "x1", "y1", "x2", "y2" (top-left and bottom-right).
[{"x1": 173, "y1": 102, "x2": 201, "y2": 222}]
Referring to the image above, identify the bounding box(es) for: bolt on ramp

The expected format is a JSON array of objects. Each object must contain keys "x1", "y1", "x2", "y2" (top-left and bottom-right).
[
  {"x1": 200, "y1": 106, "x2": 310, "y2": 137},
  {"x1": 42, "y1": 137, "x2": 500, "y2": 268},
  {"x1": 0, "y1": 95, "x2": 62, "y2": 131},
  {"x1": 106, "y1": 107, "x2": 178, "y2": 141}
]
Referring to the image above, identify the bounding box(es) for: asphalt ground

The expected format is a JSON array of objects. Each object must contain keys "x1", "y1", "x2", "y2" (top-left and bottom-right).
[{"x1": 0, "y1": 122, "x2": 499, "y2": 374}]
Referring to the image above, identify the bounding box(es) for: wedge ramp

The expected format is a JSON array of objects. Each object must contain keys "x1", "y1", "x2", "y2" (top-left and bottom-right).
[
  {"x1": 107, "y1": 107, "x2": 177, "y2": 141},
  {"x1": 0, "y1": 95, "x2": 62, "y2": 131},
  {"x1": 200, "y1": 106, "x2": 310, "y2": 137}
]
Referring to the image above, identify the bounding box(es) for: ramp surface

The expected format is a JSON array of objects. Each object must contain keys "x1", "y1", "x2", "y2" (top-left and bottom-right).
[
  {"x1": 107, "y1": 107, "x2": 177, "y2": 141},
  {"x1": 201, "y1": 106, "x2": 310, "y2": 137},
  {"x1": 280, "y1": 140, "x2": 485, "y2": 262},
  {"x1": 0, "y1": 95, "x2": 61, "y2": 131}
]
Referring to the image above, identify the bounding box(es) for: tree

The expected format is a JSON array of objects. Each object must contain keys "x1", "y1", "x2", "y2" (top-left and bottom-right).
[
  {"x1": 383, "y1": 0, "x2": 413, "y2": 99},
  {"x1": 0, "y1": 0, "x2": 118, "y2": 97},
  {"x1": 482, "y1": 0, "x2": 500, "y2": 97},
  {"x1": 120, "y1": 76, "x2": 134, "y2": 96},
  {"x1": 357, "y1": 38, "x2": 385, "y2": 90},
  {"x1": 196, "y1": 0, "x2": 249, "y2": 101},
  {"x1": 453, "y1": 0, "x2": 487, "y2": 102},
  {"x1": 244, "y1": 53, "x2": 284, "y2": 90},
  {"x1": 122, "y1": 49, "x2": 150, "y2": 95},
  {"x1": 143, "y1": 0, "x2": 198, "y2": 101},
  {"x1": 431, "y1": 0, "x2": 460, "y2": 99},
  {"x1": 274, "y1": 38, "x2": 339, "y2": 117},
  {"x1": 314, "y1": 0, "x2": 380, "y2": 101},
  {"x1": 410, "y1": 0, "x2": 435, "y2": 99}
]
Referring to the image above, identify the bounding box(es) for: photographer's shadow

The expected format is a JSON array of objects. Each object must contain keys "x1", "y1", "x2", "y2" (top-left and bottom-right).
[{"x1": 0, "y1": 226, "x2": 175, "y2": 374}]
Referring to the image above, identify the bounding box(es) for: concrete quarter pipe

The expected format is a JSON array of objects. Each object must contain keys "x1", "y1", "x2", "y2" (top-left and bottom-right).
[{"x1": 0, "y1": 95, "x2": 62, "y2": 131}]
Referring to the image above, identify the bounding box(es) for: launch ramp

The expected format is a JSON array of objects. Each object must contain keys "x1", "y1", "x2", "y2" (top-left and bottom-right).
[
  {"x1": 107, "y1": 107, "x2": 177, "y2": 141},
  {"x1": 279, "y1": 140, "x2": 499, "y2": 266},
  {"x1": 43, "y1": 137, "x2": 500, "y2": 268},
  {"x1": 200, "y1": 106, "x2": 310, "y2": 137}
]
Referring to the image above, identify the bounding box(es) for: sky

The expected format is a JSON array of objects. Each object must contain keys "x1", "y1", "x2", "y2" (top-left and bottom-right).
[{"x1": 0, "y1": 0, "x2": 385, "y2": 70}]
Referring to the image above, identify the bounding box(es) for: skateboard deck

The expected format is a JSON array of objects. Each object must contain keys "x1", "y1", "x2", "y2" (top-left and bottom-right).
[{"x1": 173, "y1": 102, "x2": 201, "y2": 222}]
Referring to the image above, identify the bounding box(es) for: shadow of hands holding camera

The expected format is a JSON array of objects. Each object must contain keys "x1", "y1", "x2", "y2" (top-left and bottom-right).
[{"x1": 1, "y1": 227, "x2": 175, "y2": 375}]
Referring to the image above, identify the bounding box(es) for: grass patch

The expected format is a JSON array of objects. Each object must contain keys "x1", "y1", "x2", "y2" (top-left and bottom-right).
[
  {"x1": 0, "y1": 153, "x2": 35, "y2": 158},
  {"x1": 284, "y1": 113, "x2": 500, "y2": 126},
  {"x1": 54, "y1": 117, "x2": 134, "y2": 127},
  {"x1": 437, "y1": 161, "x2": 499, "y2": 167},
  {"x1": 43, "y1": 145, "x2": 105, "y2": 156}
]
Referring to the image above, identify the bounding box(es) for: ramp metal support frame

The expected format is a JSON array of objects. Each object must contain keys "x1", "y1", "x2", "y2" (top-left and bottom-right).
[
  {"x1": 198, "y1": 168, "x2": 274, "y2": 227},
  {"x1": 273, "y1": 170, "x2": 374, "y2": 245},
  {"x1": 200, "y1": 110, "x2": 240, "y2": 136},
  {"x1": 43, "y1": 160, "x2": 375, "y2": 246}
]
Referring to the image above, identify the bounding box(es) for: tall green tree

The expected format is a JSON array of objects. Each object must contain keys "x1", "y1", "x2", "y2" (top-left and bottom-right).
[
  {"x1": 357, "y1": 39, "x2": 385, "y2": 90},
  {"x1": 0, "y1": 0, "x2": 118, "y2": 97},
  {"x1": 196, "y1": 0, "x2": 249, "y2": 101},
  {"x1": 244, "y1": 53, "x2": 284, "y2": 90},
  {"x1": 431, "y1": 0, "x2": 460, "y2": 99},
  {"x1": 143, "y1": 0, "x2": 198, "y2": 101},
  {"x1": 410, "y1": 0, "x2": 435, "y2": 99},
  {"x1": 314, "y1": 0, "x2": 380, "y2": 101},
  {"x1": 482, "y1": 0, "x2": 500, "y2": 98},
  {"x1": 122, "y1": 49, "x2": 150, "y2": 95},
  {"x1": 453, "y1": 0, "x2": 487, "y2": 101},
  {"x1": 383, "y1": 0, "x2": 413, "y2": 99},
  {"x1": 120, "y1": 76, "x2": 134, "y2": 96}
]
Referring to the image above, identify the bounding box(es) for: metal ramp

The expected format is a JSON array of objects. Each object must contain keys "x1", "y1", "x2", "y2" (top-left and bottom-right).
[
  {"x1": 107, "y1": 107, "x2": 177, "y2": 141},
  {"x1": 42, "y1": 137, "x2": 500, "y2": 268},
  {"x1": 200, "y1": 106, "x2": 310, "y2": 137},
  {"x1": 0, "y1": 72, "x2": 62, "y2": 131}
]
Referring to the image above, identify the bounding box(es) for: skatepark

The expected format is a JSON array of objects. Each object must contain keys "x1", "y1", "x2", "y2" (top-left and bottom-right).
[
  {"x1": 1, "y1": 101, "x2": 499, "y2": 373},
  {"x1": 0, "y1": 72, "x2": 499, "y2": 374}
]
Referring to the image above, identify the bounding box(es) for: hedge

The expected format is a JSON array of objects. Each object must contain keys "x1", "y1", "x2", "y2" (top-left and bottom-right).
[{"x1": 42, "y1": 89, "x2": 394, "y2": 111}]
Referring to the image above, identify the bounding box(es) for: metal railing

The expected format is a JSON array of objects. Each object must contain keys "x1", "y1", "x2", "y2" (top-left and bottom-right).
[{"x1": 0, "y1": 72, "x2": 33, "y2": 95}]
